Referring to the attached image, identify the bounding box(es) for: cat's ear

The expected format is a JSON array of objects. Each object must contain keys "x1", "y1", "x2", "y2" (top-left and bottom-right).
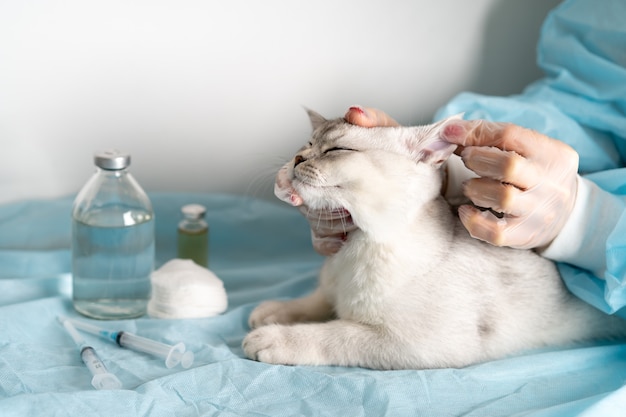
[
  {"x1": 305, "y1": 108, "x2": 327, "y2": 131},
  {"x1": 417, "y1": 114, "x2": 463, "y2": 168},
  {"x1": 418, "y1": 140, "x2": 457, "y2": 168}
]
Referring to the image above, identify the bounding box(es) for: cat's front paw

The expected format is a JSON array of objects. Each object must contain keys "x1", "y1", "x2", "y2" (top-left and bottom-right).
[
  {"x1": 243, "y1": 324, "x2": 303, "y2": 365},
  {"x1": 248, "y1": 300, "x2": 299, "y2": 329}
]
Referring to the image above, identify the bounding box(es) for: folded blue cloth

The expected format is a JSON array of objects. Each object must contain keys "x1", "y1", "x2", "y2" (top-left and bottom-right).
[{"x1": 1, "y1": 193, "x2": 625, "y2": 416}]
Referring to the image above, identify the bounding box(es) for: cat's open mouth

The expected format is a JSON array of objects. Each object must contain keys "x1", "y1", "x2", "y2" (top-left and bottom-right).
[
  {"x1": 330, "y1": 208, "x2": 350, "y2": 217},
  {"x1": 296, "y1": 199, "x2": 352, "y2": 221},
  {"x1": 307, "y1": 207, "x2": 352, "y2": 223}
]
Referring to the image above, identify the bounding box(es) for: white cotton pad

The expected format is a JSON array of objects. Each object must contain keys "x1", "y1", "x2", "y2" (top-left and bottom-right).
[{"x1": 148, "y1": 259, "x2": 228, "y2": 319}]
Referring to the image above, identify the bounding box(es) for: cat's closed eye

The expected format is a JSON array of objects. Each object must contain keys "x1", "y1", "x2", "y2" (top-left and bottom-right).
[{"x1": 324, "y1": 147, "x2": 356, "y2": 154}]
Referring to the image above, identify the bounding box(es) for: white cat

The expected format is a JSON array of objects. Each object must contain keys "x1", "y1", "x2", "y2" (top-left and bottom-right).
[{"x1": 242, "y1": 110, "x2": 626, "y2": 370}]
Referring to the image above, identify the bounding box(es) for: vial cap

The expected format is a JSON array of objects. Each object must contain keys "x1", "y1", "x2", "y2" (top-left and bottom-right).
[
  {"x1": 181, "y1": 204, "x2": 206, "y2": 219},
  {"x1": 94, "y1": 150, "x2": 131, "y2": 170}
]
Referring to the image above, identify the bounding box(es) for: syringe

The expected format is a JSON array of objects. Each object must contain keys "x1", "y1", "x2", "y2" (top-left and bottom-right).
[
  {"x1": 60, "y1": 316, "x2": 194, "y2": 369},
  {"x1": 59, "y1": 317, "x2": 123, "y2": 390}
]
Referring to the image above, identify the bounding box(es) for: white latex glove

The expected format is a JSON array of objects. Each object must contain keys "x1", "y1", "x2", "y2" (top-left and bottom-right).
[{"x1": 441, "y1": 119, "x2": 579, "y2": 249}]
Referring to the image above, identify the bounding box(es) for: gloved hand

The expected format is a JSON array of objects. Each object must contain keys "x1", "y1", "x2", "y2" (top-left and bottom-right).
[
  {"x1": 274, "y1": 106, "x2": 398, "y2": 255},
  {"x1": 441, "y1": 119, "x2": 580, "y2": 250}
]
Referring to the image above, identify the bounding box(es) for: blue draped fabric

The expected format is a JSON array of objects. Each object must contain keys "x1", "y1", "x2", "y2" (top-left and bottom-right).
[{"x1": 1, "y1": 193, "x2": 625, "y2": 416}]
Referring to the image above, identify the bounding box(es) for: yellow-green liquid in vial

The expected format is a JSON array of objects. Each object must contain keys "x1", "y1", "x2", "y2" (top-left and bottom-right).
[{"x1": 177, "y1": 227, "x2": 209, "y2": 267}]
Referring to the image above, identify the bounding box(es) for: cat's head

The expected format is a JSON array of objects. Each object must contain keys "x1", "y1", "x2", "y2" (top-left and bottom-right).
[{"x1": 277, "y1": 109, "x2": 460, "y2": 229}]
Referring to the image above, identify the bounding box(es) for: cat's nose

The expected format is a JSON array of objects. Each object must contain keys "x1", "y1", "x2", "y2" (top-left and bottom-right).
[{"x1": 294, "y1": 155, "x2": 306, "y2": 167}]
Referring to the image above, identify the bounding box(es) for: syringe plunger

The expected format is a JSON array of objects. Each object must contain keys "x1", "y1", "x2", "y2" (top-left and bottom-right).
[
  {"x1": 81, "y1": 346, "x2": 123, "y2": 390},
  {"x1": 117, "y1": 332, "x2": 194, "y2": 369},
  {"x1": 59, "y1": 317, "x2": 122, "y2": 390}
]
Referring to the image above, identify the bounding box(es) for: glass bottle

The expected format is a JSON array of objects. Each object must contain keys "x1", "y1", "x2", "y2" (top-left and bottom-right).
[
  {"x1": 71, "y1": 150, "x2": 154, "y2": 319},
  {"x1": 177, "y1": 204, "x2": 209, "y2": 267}
]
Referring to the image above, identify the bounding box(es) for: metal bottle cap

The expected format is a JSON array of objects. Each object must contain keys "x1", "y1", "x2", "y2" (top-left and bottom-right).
[
  {"x1": 181, "y1": 204, "x2": 206, "y2": 220},
  {"x1": 94, "y1": 150, "x2": 131, "y2": 170}
]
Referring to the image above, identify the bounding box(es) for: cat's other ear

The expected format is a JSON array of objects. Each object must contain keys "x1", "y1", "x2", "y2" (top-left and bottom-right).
[
  {"x1": 418, "y1": 114, "x2": 464, "y2": 168},
  {"x1": 305, "y1": 108, "x2": 327, "y2": 131}
]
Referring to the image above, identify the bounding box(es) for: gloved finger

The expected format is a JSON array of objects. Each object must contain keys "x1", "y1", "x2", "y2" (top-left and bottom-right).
[
  {"x1": 462, "y1": 178, "x2": 536, "y2": 217},
  {"x1": 457, "y1": 204, "x2": 559, "y2": 249},
  {"x1": 344, "y1": 106, "x2": 400, "y2": 128},
  {"x1": 457, "y1": 205, "x2": 532, "y2": 248},
  {"x1": 442, "y1": 119, "x2": 551, "y2": 159},
  {"x1": 457, "y1": 204, "x2": 506, "y2": 246},
  {"x1": 460, "y1": 146, "x2": 542, "y2": 190}
]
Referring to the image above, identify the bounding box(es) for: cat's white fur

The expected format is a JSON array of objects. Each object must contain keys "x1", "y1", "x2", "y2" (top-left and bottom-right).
[{"x1": 242, "y1": 110, "x2": 626, "y2": 370}]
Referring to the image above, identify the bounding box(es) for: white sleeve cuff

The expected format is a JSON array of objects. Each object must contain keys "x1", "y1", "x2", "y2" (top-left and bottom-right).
[{"x1": 540, "y1": 176, "x2": 624, "y2": 277}]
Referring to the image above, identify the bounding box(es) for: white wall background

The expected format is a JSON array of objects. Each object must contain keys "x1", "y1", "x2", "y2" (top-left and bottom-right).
[{"x1": 0, "y1": 0, "x2": 561, "y2": 205}]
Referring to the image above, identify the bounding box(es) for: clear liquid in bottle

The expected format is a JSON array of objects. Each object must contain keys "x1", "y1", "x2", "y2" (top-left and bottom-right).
[{"x1": 71, "y1": 150, "x2": 154, "y2": 319}]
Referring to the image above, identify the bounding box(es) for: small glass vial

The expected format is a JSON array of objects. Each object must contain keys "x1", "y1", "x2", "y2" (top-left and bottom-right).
[
  {"x1": 71, "y1": 150, "x2": 154, "y2": 320},
  {"x1": 177, "y1": 204, "x2": 209, "y2": 267}
]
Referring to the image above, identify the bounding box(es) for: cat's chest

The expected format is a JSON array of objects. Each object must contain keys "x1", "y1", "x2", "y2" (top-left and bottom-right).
[{"x1": 320, "y1": 237, "x2": 405, "y2": 324}]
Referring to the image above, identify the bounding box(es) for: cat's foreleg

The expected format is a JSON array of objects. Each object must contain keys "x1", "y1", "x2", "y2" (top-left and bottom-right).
[
  {"x1": 248, "y1": 288, "x2": 334, "y2": 329},
  {"x1": 243, "y1": 320, "x2": 402, "y2": 369}
]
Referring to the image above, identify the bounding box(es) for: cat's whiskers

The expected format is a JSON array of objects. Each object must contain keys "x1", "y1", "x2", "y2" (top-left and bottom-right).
[
  {"x1": 243, "y1": 155, "x2": 291, "y2": 200},
  {"x1": 315, "y1": 207, "x2": 327, "y2": 232},
  {"x1": 318, "y1": 206, "x2": 351, "y2": 236},
  {"x1": 339, "y1": 213, "x2": 349, "y2": 235}
]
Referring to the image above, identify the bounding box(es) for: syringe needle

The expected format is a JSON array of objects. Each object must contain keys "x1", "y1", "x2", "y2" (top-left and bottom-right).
[
  {"x1": 61, "y1": 316, "x2": 194, "y2": 369},
  {"x1": 58, "y1": 317, "x2": 122, "y2": 390}
]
